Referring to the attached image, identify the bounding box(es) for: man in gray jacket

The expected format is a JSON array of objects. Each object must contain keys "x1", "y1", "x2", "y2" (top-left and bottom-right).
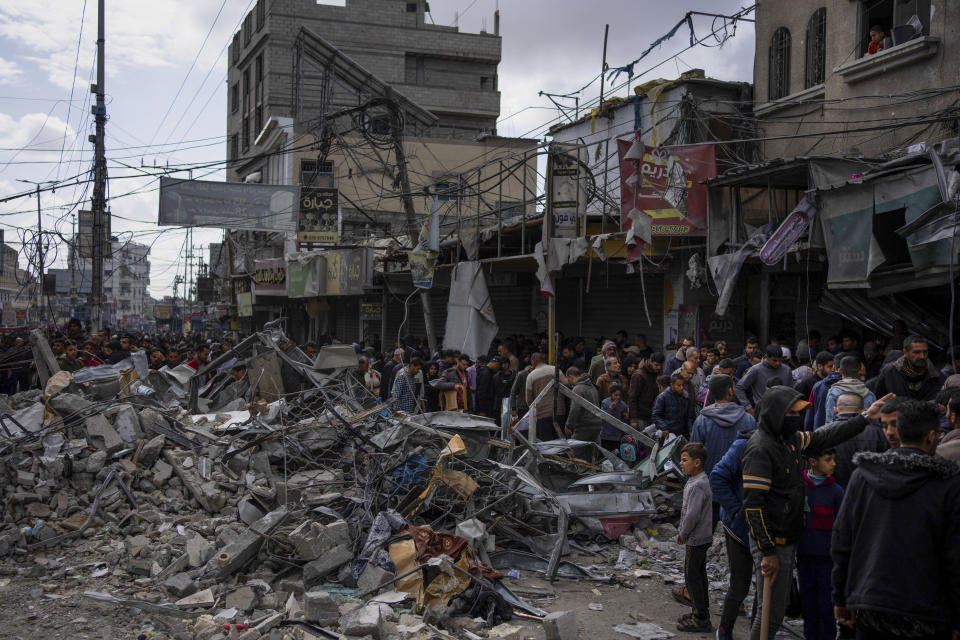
[
  {"x1": 565, "y1": 367, "x2": 602, "y2": 442},
  {"x1": 735, "y1": 344, "x2": 792, "y2": 415}
]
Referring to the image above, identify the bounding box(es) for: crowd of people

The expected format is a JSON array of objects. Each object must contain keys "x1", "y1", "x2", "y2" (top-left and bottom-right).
[
  {"x1": 2, "y1": 319, "x2": 958, "y2": 639},
  {"x1": 364, "y1": 327, "x2": 959, "y2": 640}
]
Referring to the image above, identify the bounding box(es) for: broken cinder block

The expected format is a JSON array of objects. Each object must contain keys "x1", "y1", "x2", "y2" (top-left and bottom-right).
[{"x1": 288, "y1": 519, "x2": 351, "y2": 561}]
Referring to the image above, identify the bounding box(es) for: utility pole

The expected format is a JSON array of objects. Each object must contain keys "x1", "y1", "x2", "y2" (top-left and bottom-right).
[
  {"x1": 17, "y1": 179, "x2": 56, "y2": 327},
  {"x1": 70, "y1": 213, "x2": 76, "y2": 319},
  {"x1": 90, "y1": 0, "x2": 107, "y2": 331},
  {"x1": 386, "y1": 87, "x2": 437, "y2": 356}
]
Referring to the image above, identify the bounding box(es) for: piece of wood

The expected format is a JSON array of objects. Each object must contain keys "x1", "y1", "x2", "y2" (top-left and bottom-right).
[
  {"x1": 441, "y1": 389, "x2": 462, "y2": 412},
  {"x1": 760, "y1": 572, "x2": 774, "y2": 640}
]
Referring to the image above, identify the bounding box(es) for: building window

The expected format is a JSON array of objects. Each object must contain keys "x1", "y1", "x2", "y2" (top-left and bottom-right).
[
  {"x1": 232, "y1": 33, "x2": 240, "y2": 64},
  {"x1": 230, "y1": 82, "x2": 239, "y2": 113},
  {"x1": 768, "y1": 27, "x2": 791, "y2": 100},
  {"x1": 230, "y1": 134, "x2": 239, "y2": 161},
  {"x1": 300, "y1": 159, "x2": 334, "y2": 187},
  {"x1": 406, "y1": 3, "x2": 418, "y2": 12},
  {"x1": 805, "y1": 8, "x2": 826, "y2": 88},
  {"x1": 254, "y1": 54, "x2": 264, "y2": 137},
  {"x1": 858, "y1": 0, "x2": 930, "y2": 56},
  {"x1": 243, "y1": 11, "x2": 253, "y2": 46},
  {"x1": 242, "y1": 67, "x2": 251, "y2": 151},
  {"x1": 256, "y1": 0, "x2": 265, "y2": 31}
]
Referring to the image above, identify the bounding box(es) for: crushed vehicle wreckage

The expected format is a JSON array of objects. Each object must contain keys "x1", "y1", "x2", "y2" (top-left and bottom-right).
[{"x1": 0, "y1": 328, "x2": 695, "y2": 640}]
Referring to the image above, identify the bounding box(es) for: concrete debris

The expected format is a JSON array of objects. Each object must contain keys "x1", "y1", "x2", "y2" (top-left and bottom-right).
[{"x1": 0, "y1": 327, "x2": 695, "y2": 640}]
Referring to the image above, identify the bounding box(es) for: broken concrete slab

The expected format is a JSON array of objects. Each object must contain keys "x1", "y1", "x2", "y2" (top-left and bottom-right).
[
  {"x1": 304, "y1": 590, "x2": 339, "y2": 625},
  {"x1": 176, "y1": 588, "x2": 215, "y2": 608},
  {"x1": 303, "y1": 544, "x2": 353, "y2": 586},
  {"x1": 151, "y1": 459, "x2": 173, "y2": 486},
  {"x1": 109, "y1": 405, "x2": 144, "y2": 443},
  {"x1": 544, "y1": 610, "x2": 579, "y2": 640},
  {"x1": 164, "y1": 572, "x2": 197, "y2": 598},
  {"x1": 340, "y1": 603, "x2": 389, "y2": 639},
  {"x1": 186, "y1": 535, "x2": 215, "y2": 568},
  {"x1": 84, "y1": 415, "x2": 124, "y2": 454},
  {"x1": 138, "y1": 435, "x2": 165, "y2": 468},
  {"x1": 357, "y1": 563, "x2": 395, "y2": 595},
  {"x1": 288, "y1": 519, "x2": 351, "y2": 561},
  {"x1": 225, "y1": 585, "x2": 258, "y2": 612},
  {"x1": 213, "y1": 507, "x2": 289, "y2": 579}
]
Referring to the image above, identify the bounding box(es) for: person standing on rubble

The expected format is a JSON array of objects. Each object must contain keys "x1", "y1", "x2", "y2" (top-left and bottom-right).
[
  {"x1": 832, "y1": 400, "x2": 960, "y2": 640},
  {"x1": 510, "y1": 360, "x2": 534, "y2": 423},
  {"x1": 475, "y1": 356, "x2": 501, "y2": 418},
  {"x1": 391, "y1": 357, "x2": 423, "y2": 414},
  {"x1": 493, "y1": 357, "x2": 516, "y2": 424},
  {"x1": 525, "y1": 352, "x2": 566, "y2": 441},
  {"x1": 58, "y1": 341, "x2": 83, "y2": 373},
  {"x1": 435, "y1": 354, "x2": 472, "y2": 412},
  {"x1": 653, "y1": 372, "x2": 694, "y2": 438},
  {"x1": 380, "y1": 348, "x2": 405, "y2": 403},
  {"x1": 565, "y1": 366, "x2": 601, "y2": 443},
  {"x1": 741, "y1": 385, "x2": 892, "y2": 640},
  {"x1": 629, "y1": 352, "x2": 664, "y2": 430}
]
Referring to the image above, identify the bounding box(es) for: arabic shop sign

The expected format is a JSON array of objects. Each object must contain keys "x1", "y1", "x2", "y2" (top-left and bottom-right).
[
  {"x1": 298, "y1": 187, "x2": 339, "y2": 244},
  {"x1": 253, "y1": 259, "x2": 286, "y2": 295}
]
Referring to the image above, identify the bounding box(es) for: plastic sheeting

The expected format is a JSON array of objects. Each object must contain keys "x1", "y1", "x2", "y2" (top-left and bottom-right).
[{"x1": 442, "y1": 261, "x2": 498, "y2": 359}]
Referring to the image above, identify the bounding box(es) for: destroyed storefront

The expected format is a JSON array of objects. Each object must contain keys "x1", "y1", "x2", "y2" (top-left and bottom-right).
[
  {"x1": 704, "y1": 140, "x2": 960, "y2": 349},
  {"x1": 0, "y1": 325, "x2": 701, "y2": 639}
]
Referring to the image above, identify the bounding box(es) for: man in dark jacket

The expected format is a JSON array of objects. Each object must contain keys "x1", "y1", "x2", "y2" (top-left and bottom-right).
[
  {"x1": 735, "y1": 345, "x2": 792, "y2": 414},
  {"x1": 652, "y1": 372, "x2": 694, "y2": 437},
  {"x1": 510, "y1": 362, "x2": 533, "y2": 421},
  {"x1": 474, "y1": 357, "x2": 501, "y2": 417},
  {"x1": 691, "y1": 374, "x2": 757, "y2": 474},
  {"x1": 565, "y1": 367, "x2": 602, "y2": 442},
  {"x1": 794, "y1": 351, "x2": 835, "y2": 404},
  {"x1": 709, "y1": 429, "x2": 754, "y2": 640},
  {"x1": 434, "y1": 354, "x2": 471, "y2": 412},
  {"x1": 816, "y1": 393, "x2": 888, "y2": 487},
  {"x1": 629, "y1": 353, "x2": 664, "y2": 429},
  {"x1": 874, "y1": 335, "x2": 943, "y2": 402},
  {"x1": 832, "y1": 400, "x2": 960, "y2": 639},
  {"x1": 380, "y1": 349, "x2": 404, "y2": 402},
  {"x1": 741, "y1": 385, "x2": 891, "y2": 640}
]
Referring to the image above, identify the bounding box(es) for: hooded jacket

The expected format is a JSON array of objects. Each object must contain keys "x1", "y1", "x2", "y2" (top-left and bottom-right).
[
  {"x1": 832, "y1": 448, "x2": 960, "y2": 628},
  {"x1": 741, "y1": 386, "x2": 869, "y2": 555},
  {"x1": 937, "y1": 428, "x2": 960, "y2": 464},
  {"x1": 823, "y1": 378, "x2": 876, "y2": 422},
  {"x1": 806, "y1": 370, "x2": 841, "y2": 430},
  {"x1": 652, "y1": 387, "x2": 693, "y2": 437},
  {"x1": 874, "y1": 356, "x2": 943, "y2": 402},
  {"x1": 734, "y1": 359, "x2": 793, "y2": 410},
  {"x1": 691, "y1": 402, "x2": 756, "y2": 473},
  {"x1": 709, "y1": 429, "x2": 753, "y2": 546},
  {"x1": 566, "y1": 376, "x2": 602, "y2": 441},
  {"x1": 628, "y1": 363, "x2": 659, "y2": 422}
]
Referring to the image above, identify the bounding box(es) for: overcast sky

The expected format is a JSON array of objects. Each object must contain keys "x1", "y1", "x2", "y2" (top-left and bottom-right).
[{"x1": 0, "y1": 0, "x2": 755, "y2": 299}]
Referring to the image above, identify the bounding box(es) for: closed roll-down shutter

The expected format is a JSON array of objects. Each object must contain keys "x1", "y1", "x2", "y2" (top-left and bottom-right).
[
  {"x1": 385, "y1": 289, "x2": 448, "y2": 350},
  {"x1": 557, "y1": 272, "x2": 664, "y2": 347},
  {"x1": 488, "y1": 274, "x2": 537, "y2": 338}
]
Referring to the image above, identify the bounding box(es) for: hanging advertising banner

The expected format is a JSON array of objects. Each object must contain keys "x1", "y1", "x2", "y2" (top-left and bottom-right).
[
  {"x1": 286, "y1": 254, "x2": 327, "y2": 298},
  {"x1": 237, "y1": 292, "x2": 253, "y2": 317},
  {"x1": 549, "y1": 143, "x2": 587, "y2": 238},
  {"x1": 410, "y1": 196, "x2": 440, "y2": 289},
  {"x1": 252, "y1": 259, "x2": 286, "y2": 296},
  {"x1": 298, "y1": 187, "x2": 339, "y2": 244},
  {"x1": 158, "y1": 177, "x2": 299, "y2": 232},
  {"x1": 618, "y1": 141, "x2": 715, "y2": 237},
  {"x1": 325, "y1": 248, "x2": 373, "y2": 296}
]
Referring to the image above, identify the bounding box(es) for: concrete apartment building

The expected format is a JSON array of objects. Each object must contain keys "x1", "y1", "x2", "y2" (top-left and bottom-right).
[
  {"x1": 65, "y1": 239, "x2": 152, "y2": 331},
  {"x1": 701, "y1": 0, "x2": 960, "y2": 350},
  {"x1": 751, "y1": 0, "x2": 958, "y2": 159},
  {"x1": 224, "y1": 0, "x2": 534, "y2": 243}
]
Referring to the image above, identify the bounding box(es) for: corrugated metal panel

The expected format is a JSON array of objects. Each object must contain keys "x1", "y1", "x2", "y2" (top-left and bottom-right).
[
  {"x1": 489, "y1": 273, "x2": 537, "y2": 337},
  {"x1": 557, "y1": 272, "x2": 664, "y2": 349}
]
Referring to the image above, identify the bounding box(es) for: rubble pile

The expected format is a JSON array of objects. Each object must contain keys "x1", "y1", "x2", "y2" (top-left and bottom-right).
[{"x1": 0, "y1": 329, "x2": 695, "y2": 640}]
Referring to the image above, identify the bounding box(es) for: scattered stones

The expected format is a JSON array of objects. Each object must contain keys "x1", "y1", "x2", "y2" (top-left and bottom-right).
[{"x1": 544, "y1": 610, "x2": 579, "y2": 640}]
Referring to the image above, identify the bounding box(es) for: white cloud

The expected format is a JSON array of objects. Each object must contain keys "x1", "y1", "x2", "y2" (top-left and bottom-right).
[{"x1": 0, "y1": 56, "x2": 22, "y2": 84}]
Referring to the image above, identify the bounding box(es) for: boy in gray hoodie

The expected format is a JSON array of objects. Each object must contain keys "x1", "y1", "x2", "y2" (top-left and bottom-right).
[{"x1": 676, "y1": 442, "x2": 714, "y2": 633}]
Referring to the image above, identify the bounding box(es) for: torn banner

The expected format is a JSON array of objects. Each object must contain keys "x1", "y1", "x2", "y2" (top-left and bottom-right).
[
  {"x1": 618, "y1": 141, "x2": 715, "y2": 240},
  {"x1": 443, "y1": 261, "x2": 498, "y2": 359},
  {"x1": 410, "y1": 196, "x2": 440, "y2": 289}
]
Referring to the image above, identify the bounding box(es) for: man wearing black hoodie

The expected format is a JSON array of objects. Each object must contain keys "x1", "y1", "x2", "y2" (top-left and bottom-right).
[
  {"x1": 741, "y1": 385, "x2": 892, "y2": 640},
  {"x1": 832, "y1": 400, "x2": 960, "y2": 640}
]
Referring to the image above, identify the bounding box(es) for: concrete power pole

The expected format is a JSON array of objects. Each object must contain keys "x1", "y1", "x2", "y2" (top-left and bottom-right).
[
  {"x1": 386, "y1": 87, "x2": 437, "y2": 356},
  {"x1": 89, "y1": 0, "x2": 107, "y2": 330}
]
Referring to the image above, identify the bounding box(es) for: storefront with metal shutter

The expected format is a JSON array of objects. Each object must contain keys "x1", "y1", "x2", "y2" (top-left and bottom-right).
[
  {"x1": 487, "y1": 271, "x2": 538, "y2": 338},
  {"x1": 555, "y1": 266, "x2": 665, "y2": 351}
]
